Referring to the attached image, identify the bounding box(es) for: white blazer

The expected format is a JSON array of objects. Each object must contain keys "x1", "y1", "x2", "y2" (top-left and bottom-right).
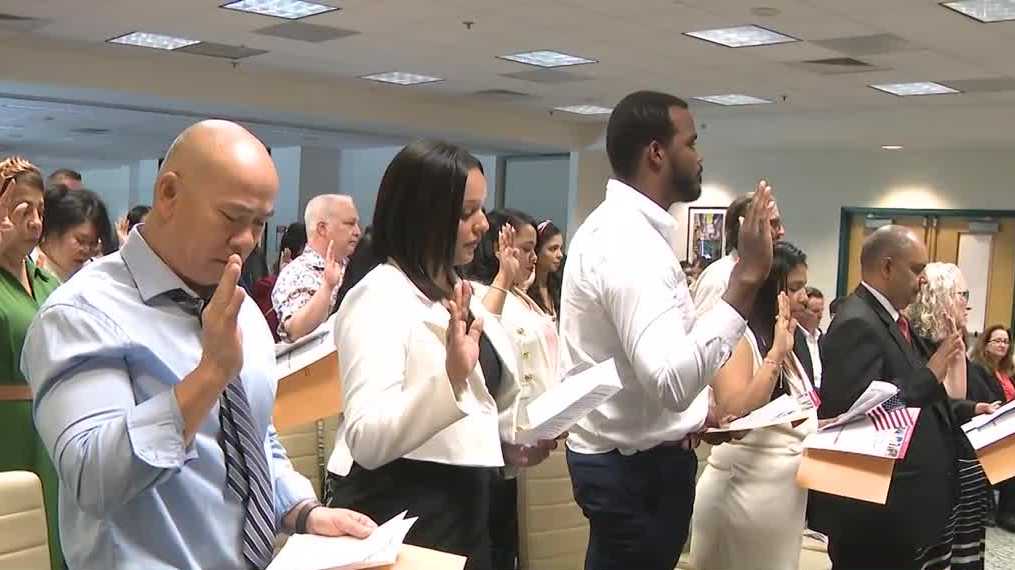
[
  {"x1": 327, "y1": 263, "x2": 521, "y2": 475},
  {"x1": 471, "y1": 282, "x2": 560, "y2": 442}
]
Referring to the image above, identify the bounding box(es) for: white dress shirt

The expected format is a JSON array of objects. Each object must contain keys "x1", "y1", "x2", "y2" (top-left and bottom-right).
[
  {"x1": 560, "y1": 179, "x2": 746, "y2": 455},
  {"x1": 861, "y1": 281, "x2": 899, "y2": 321},
  {"x1": 799, "y1": 324, "x2": 824, "y2": 388},
  {"x1": 327, "y1": 263, "x2": 520, "y2": 475},
  {"x1": 691, "y1": 251, "x2": 739, "y2": 318}
]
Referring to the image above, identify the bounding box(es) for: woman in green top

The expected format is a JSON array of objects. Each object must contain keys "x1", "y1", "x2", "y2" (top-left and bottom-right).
[{"x1": 0, "y1": 156, "x2": 64, "y2": 569}]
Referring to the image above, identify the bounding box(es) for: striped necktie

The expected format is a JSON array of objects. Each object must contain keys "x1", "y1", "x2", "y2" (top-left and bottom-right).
[{"x1": 165, "y1": 289, "x2": 276, "y2": 569}]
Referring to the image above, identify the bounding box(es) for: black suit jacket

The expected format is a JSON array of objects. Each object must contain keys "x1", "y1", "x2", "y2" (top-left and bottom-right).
[
  {"x1": 811, "y1": 286, "x2": 960, "y2": 550},
  {"x1": 794, "y1": 327, "x2": 816, "y2": 385}
]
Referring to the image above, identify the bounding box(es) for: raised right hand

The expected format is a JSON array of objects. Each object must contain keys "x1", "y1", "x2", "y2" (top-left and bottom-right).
[
  {"x1": 200, "y1": 254, "x2": 246, "y2": 381},
  {"x1": 769, "y1": 292, "x2": 797, "y2": 361},
  {"x1": 494, "y1": 225, "x2": 520, "y2": 286},
  {"x1": 927, "y1": 331, "x2": 963, "y2": 382},
  {"x1": 734, "y1": 180, "x2": 776, "y2": 285},
  {"x1": 445, "y1": 281, "x2": 484, "y2": 393}
]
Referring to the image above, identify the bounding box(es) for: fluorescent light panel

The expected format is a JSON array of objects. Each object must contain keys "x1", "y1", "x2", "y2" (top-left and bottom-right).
[
  {"x1": 555, "y1": 105, "x2": 613, "y2": 115},
  {"x1": 694, "y1": 94, "x2": 773, "y2": 106},
  {"x1": 221, "y1": 0, "x2": 338, "y2": 20},
  {"x1": 942, "y1": 0, "x2": 1015, "y2": 23},
  {"x1": 881, "y1": 145, "x2": 904, "y2": 150},
  {"x1": 360, "y1": 72, "x2": 443, "y2": 85},
  {"x1": 108, "y1": 32, "x2": 200, "y2": 50},
  {"x1": 499, "y1": 50, "x2": 597, "y2": 68},
  {"x1": 685, "y1": 25, "x2": 798, "y2": 48},
  {"x1": 869, "y1": 81, "x2": 960, "y2": 96}
]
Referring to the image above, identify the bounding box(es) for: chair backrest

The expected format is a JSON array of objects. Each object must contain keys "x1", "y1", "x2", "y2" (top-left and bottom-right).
[
  {"x1": 276, "y1": 421, "x2": 323, "y2": 497},
  {"x1": 517, "y1": 449, "x2": 589, "y2": 570},
  {"x1": 0, "y1": 471, "x2": 51, "y2": 570}
]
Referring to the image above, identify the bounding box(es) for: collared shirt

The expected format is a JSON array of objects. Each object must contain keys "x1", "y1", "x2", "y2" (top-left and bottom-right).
[
  {"x1": 1, "y1": 259, "x2": 60, "y2": 384},
  {"x1": 21, "y1": 229, "x2": 315, "y2": 570},
  {"x1": 560, "y1": 179, "x2": 746, "y2": 455},
  {"x1": 861, "y1": 281, "x2": 900, "y2": 322},
  {"x1": 271, "y1": 246, "x2": 343, "y2": 342},
  {"x1": 799, "y1": 324, "x2": 824, "y2": 388},
  {"x1": 691, "y1": 250, "x2": 739, "y2": 318}
]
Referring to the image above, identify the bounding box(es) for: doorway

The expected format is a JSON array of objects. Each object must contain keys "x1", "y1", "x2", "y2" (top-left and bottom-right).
[{"x1": 837, "y1": 208, "x2": 1015, "y2": 335}]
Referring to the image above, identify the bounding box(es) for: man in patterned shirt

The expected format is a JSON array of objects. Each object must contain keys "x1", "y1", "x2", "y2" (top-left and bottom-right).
[{"x1": 271, "y1": 194, "x2": 360, "y2": 341}]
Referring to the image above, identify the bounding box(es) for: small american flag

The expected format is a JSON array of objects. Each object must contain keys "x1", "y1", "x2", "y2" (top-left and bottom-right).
[{"x1": 866, "y1": 394, "x2": 914, "y2": 431}]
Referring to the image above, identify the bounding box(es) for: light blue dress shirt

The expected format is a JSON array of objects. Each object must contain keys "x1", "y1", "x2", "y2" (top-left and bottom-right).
[{"x1": 21, "y1": 229, "x2": 315, "y2": 569}]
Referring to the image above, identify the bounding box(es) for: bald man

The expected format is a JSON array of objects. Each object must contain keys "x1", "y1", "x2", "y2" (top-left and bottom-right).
[
  {"x1": 22, "y1": 121, "x2": 375, "y2": 570},
  {"x1": 272, "y1": 194, "x2": 360, "y2": 342},
  {"x1": 810, "y1": 225, "x2": 964, "y2": 570}
]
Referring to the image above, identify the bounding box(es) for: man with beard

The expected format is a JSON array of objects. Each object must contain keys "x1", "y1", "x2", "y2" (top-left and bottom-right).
[
  {"x1": 812, "y1": 225, "x2": 964, "y2": 569},
  {"x1": 559, "y1": 90, "x2": 777, "y2": 570}
]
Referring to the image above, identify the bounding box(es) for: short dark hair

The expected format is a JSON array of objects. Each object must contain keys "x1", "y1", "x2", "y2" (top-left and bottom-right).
[
  {"x1": 276, "y1": 222, "x2": 307, "y2": 273},
  {"x1": 372, "y1": 140, "x2": 483, "y2": 301},
  {"x1": 126, "y1": 205, "x2": 151, "y2": 233},
  {"x1": 724, "y1": 194, "x2": 753, "y2": 254},
  {"x1": 806, "y1": 286, "x2": 824, "y2": 300},
  {"x1": 334, "y1": 227, "x2": 378, "y2": 312},
  {"x1": 42, "y1": 186, "x2": 114, "y2": 251},
  {"x1": 829, "y1": 296, "x2": 845, "y2": 316},
  {"x1": 463, "y1": 209, "x2": 537, "y2": 285},
  {"x1": 47, "y1": 168, "x2": 82, "y2": 184},
  {"x1": 606, "y1": 91, "x2": 689, "y2": 180}
]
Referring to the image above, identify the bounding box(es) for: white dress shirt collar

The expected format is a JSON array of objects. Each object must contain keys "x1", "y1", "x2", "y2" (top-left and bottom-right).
[
  {"x1": 606, "y1": 178, "x2": 676, "y2": 241},
  {"x1": 861, "y1": 281, "x2": 900, "y2": 322}
]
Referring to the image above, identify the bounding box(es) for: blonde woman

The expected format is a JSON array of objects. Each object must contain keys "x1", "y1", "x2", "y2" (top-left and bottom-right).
[{"x1": 904, "y1": 262, "x2": 988, "y2": 569}]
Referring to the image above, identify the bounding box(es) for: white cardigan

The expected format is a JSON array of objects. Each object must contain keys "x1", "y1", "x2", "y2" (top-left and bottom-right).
[{"x1": 327, "y1": 263, "x2": 521, "y2": 475}]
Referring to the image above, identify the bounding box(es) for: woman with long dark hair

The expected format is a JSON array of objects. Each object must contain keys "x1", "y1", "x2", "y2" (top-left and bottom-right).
[
  {"x1": 324, "y1": 141, "x2": 551, "y2": 570},
  {"x1": 526, "y1": 219, "x2": 564, "y2": 321},
  {"x1": 690, "y1": 241, "x2": 820, "y2": 570},
  {"x1": 37, "y1": 185, "x2": 114, "y2": 282}
]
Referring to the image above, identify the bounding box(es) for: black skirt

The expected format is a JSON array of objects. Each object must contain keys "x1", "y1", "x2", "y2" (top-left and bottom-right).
[{"x1": 324, "y1": 459, "x2": 497, "y2": 570}]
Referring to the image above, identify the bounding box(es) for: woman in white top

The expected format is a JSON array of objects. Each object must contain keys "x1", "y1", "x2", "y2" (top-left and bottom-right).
[
  {"x1": 690, "y1": 241, "x2": 821, "y2": 570},
  {"x1": 463, "y1": 209, "x2": 561, "y2": 570},
  {"x1": 323, "y1": 141, "x2": 554, "y2": 570}
]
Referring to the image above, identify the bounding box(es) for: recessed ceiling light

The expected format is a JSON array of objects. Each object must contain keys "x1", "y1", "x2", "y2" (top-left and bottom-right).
[
  {"x1": 684, "y1": 25, "x2": 798, "y2": 48},
  {"x1": 942, "y1": 0, "x2": 1015, "y2": 23},
  {"x1": 869, "y1": 81, "x2": 960, "y2": 96},
  {"x1": 554, "y1": 105, "x2": 613, "y2": 115},
  {"x1": 107, "y1": 32, "x2": 201, "y2": 50},
  {"x1": 881, "y1": 145, "x2": 904, "y2": 150},
  {"x1": 221, "y1": 0, "x2": 338, "y2": 20},
  {"x1": 360, "y1": 72, "x2": 444, "y2": 86},
  {"x1": 693, "y1": 94, "x2": 774, "y2": 106},
  {"x1": 499, "y1": 50, "x2": 597, "y2": 68}
]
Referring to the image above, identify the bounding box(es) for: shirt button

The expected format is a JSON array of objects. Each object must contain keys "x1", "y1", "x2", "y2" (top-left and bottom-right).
[
  {"x1": 516, "y1": 328, "x2": 525, "y2": 335},
  {"x1": 523, "y1": 374, "x2": 534, "y2": 382},
  {"x1": 522, "y1": 352, "x2": 531, "y2": 360}
]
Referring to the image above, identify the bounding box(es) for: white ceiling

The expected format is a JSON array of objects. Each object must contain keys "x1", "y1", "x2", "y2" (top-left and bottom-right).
[{"x1": 2, "y1": 0, "x2": 1015, "y2": 154}]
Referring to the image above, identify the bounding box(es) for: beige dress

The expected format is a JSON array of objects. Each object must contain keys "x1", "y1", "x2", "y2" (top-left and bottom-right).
[{"x1": 689, "y1": 329, "x2": 819, "y2": 570}]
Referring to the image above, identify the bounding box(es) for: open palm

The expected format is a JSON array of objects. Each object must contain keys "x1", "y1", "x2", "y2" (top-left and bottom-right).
[{"x1": 445, "y1": 281, "x2": 484, "y2": 392}]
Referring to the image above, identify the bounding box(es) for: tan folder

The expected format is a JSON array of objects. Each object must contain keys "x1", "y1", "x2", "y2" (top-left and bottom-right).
[
  {"x1": 796, "y1": 448, "x2": 896, "y2": 504},
  {"x1": 379, "y1": 545, "x2": 467, "y2": 570},
  {"x1": 273, "y1": 352, "x2": 342, "y2": 432},
  {"x1": 976, "y1": 435, "x2": 1015, "y2": 485}
]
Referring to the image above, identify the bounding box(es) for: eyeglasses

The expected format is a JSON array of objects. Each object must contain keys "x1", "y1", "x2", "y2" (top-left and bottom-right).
[
  {"x1": 957, "y1": 291, "x2": 970, "y2": 302},
  {"x1": 988, "y1": 338, "x2": 1011, "y2": 345}
]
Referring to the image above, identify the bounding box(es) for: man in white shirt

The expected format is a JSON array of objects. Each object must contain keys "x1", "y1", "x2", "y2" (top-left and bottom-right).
[
  {"x1": 795, "y1": 286, "x2": 825, "y2": 388},
  {"x1": 272, "y1": 194, "x2": 360, "y2": 341},
  {"x1": 560, "y1": 90, "x2": 777, "y2": 570},
  {"x1": 692, "y1": 192, "x2": 785, "y2": 317}
]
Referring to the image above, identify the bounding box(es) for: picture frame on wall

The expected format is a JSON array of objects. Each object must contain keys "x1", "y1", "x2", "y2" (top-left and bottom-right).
[{"x1": 687, "y1": 207, "x2": 727, "y2": 264}]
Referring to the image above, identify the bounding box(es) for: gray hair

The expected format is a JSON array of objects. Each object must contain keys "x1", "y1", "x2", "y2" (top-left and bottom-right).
[{"x1": 304, "y1": 194, "x2": 353, "y2": 228}]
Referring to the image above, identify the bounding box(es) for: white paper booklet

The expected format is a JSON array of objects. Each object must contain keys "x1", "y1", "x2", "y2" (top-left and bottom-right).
[
  {"x1": 515, "y1": 358, "x2": 622, "y2": 445},
  {"x1": 962, "y1": 399, "x2": 1015, "y2": 450},
  {"x1": 267, "y1": 511, "x2": 418, "y2": 570},
  {"x1": 804, "y1": 408, "x2": 919, "y2": 459},
  {"x1": 818, "y1": 380, "x2": 899, "y2": 431},
  {"x1": 705, "y1": 394, "x2": 811, "y2": 433},
  {"x1": 275, "y1": 315, "x2": 337, "y2": 381}
]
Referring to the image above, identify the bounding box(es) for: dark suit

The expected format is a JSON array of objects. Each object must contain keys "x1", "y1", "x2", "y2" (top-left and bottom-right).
[
  {"x1": 812, "y1": 286, "x2": 960, "y2": 569},
  {"x1": 794, "y1": 327, "x2": 816, "y2": 384}
]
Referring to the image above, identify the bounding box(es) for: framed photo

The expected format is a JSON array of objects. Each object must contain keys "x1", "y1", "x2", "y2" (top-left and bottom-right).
[{"x1": 687, "y1": 207, "x2": 727, "y2": 263}]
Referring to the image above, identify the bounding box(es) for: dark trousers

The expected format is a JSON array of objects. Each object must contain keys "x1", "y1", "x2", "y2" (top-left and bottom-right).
[
  {"x1": 998, "y1": 478, "x2": 1015, "y2": 515},
  {"x1": 827, "y1": 536, "x2": 920, "y2": 570},
  {"x1": 489, "y1": 475, "x2": 518, "y2": 570},
  {"x1": 566, "y1": 445, "x2": 697, "y2": 570},
  {"x1": 325, "y1": 459, "x2": 497, "y2": 570}
]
